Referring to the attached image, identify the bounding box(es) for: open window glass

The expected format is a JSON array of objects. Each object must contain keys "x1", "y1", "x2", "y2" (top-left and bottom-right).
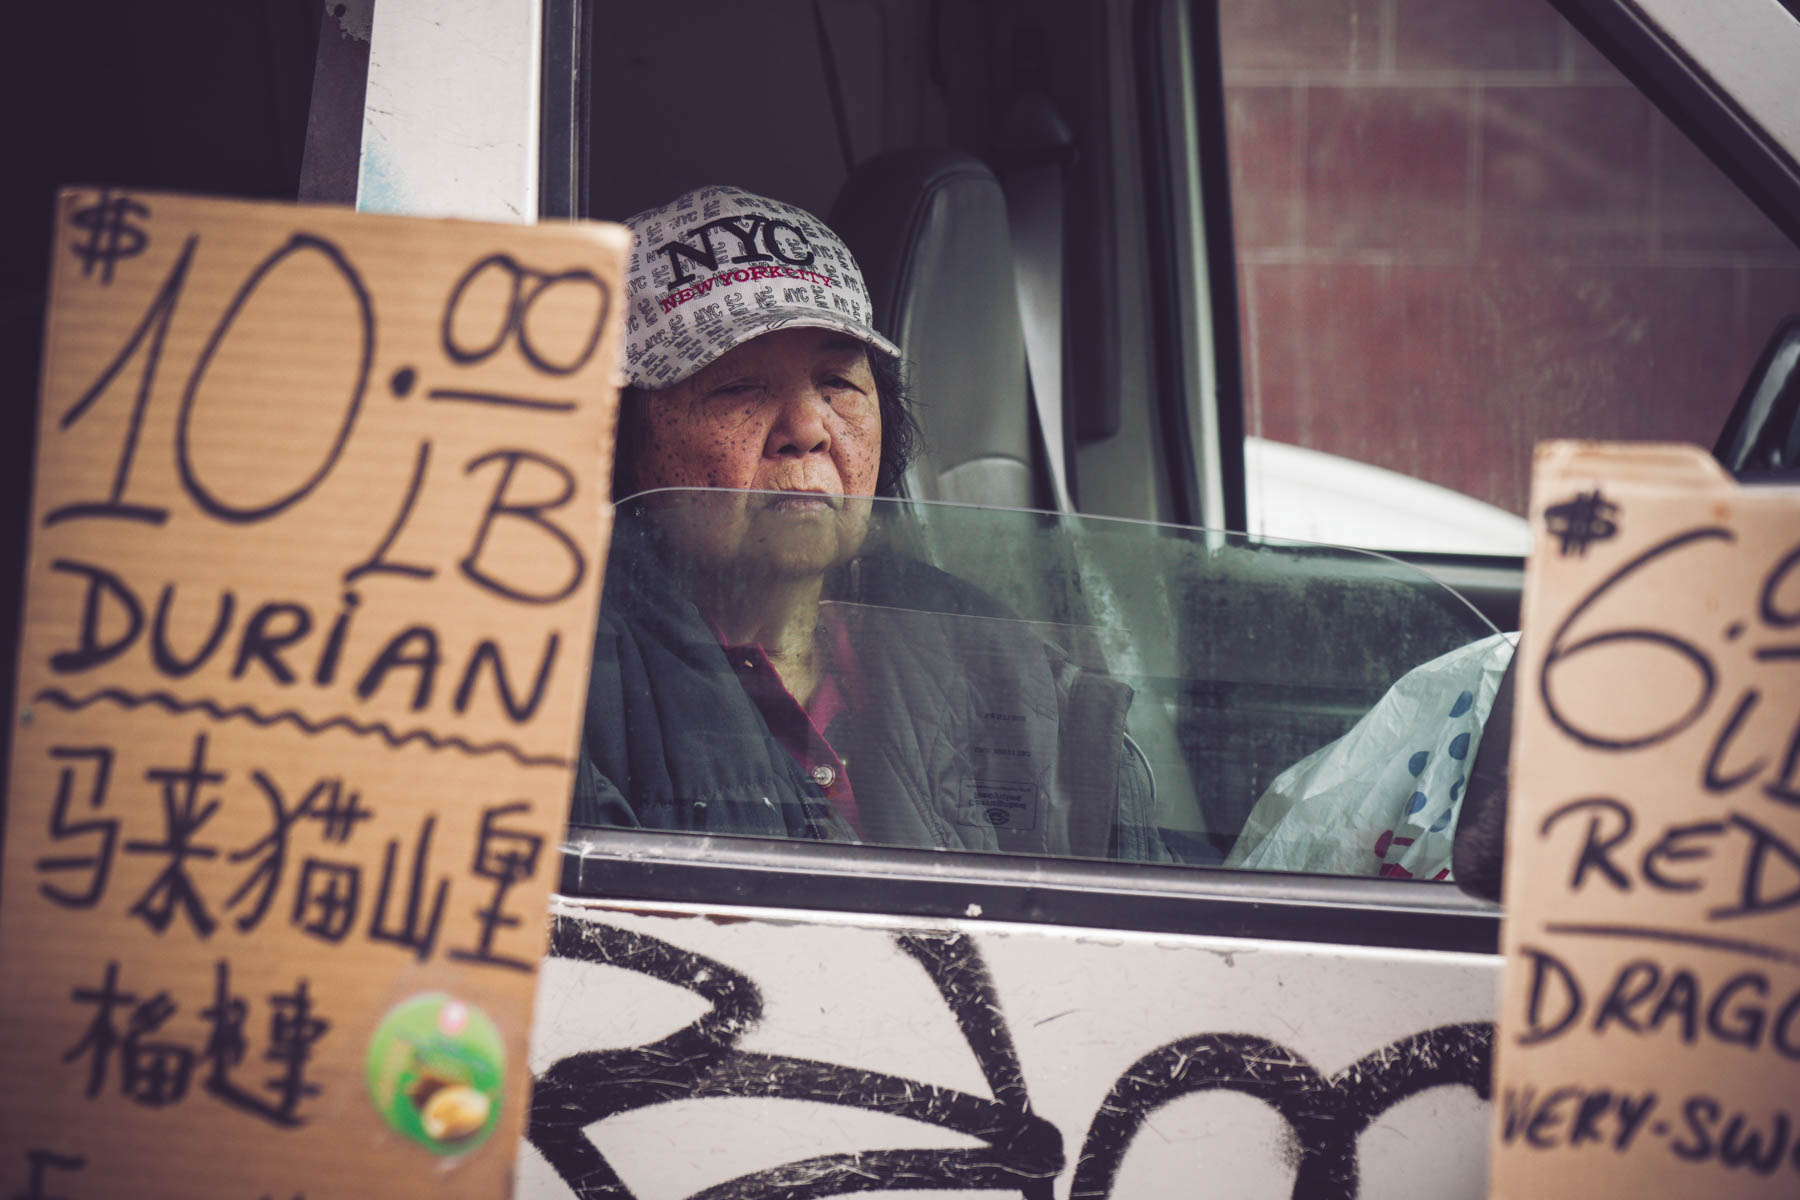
[{"x1": 570, "y1": 489, "x2": 1502, "y2": 879}]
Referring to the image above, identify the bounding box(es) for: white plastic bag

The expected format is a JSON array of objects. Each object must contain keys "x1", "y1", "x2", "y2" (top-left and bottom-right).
[{"x1": 1224, "y1": 632, "x2": 1516, "y2": 880}]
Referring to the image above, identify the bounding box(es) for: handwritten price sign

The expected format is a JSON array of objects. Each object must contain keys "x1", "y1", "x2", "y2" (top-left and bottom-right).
[
  {"x1": 0, "y1": 190, "x2": 628, "y2": 1198},
  {"x1": 1492, "y1": 442, "x2": 1800, "y2": 1197}
]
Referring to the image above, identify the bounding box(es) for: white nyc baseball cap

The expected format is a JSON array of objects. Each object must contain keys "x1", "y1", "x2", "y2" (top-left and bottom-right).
[{"x1": 621, "y1": 185, "x2": 900, "y2": 390}]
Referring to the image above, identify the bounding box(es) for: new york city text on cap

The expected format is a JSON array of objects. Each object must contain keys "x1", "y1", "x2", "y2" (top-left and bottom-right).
[{"x1": 622, "y1": 185, "x2": 900, "y2": 390}]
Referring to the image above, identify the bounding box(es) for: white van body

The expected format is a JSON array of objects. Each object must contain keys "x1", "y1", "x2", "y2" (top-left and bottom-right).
[{"x1": 520, "y1": 898, "x2": 1496, "y2": 1198}]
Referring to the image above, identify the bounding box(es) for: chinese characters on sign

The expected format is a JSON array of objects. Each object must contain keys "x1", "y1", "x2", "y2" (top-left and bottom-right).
[
  {"x1": 1, "y1": 190, "x2": 628, "y2": 1198},
  {"x1": 1493, "y1": 442, "x2": 1800, "y2": 1197}
]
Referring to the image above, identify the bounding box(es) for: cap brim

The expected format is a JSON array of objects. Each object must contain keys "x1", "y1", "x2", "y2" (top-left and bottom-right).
[{"x1": 625, "y1": 307, "x2": 902, "y2": 391}]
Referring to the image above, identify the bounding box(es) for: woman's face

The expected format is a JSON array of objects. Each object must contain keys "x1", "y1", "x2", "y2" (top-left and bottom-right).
[
  {"x1": 628, "y1": 326, "x2": 883, "y2": 578},
  {"x1": 632, "y1": 325, "x2": 882, "y2": 497}
]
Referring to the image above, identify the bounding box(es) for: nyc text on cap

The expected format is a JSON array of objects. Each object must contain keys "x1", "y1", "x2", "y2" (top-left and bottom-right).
[{"x1": 623, "y1": 185, "x2": 900, "y2": 389}]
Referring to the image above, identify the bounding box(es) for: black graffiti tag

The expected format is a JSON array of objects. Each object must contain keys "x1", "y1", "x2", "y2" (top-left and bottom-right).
[
  {"x1": 533, "y1": 921, "x2": 1494, "y2": 1199},
  {"x1": 529, "y1": 919, "x2": 1061, "y2": 1199},
  {"x1": 1071, "y1": 1023, "x2": 1494, "y2": 1199}
]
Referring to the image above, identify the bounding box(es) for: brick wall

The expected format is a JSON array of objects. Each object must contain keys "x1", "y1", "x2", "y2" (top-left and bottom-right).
[{"x1": 1221, "y1": 0, "x2": 1800, "y2": 515}]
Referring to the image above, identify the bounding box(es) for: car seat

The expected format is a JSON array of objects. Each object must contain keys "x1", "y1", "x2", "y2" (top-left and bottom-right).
[
  {"x1": 829, "y1": 149, "x2": 1243, "y2": 860},
  {"x1": 829, "y1": 148, "x2": 1044, "y2": 508}
]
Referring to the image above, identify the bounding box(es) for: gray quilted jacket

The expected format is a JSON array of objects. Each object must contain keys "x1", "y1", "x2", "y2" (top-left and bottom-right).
[{"x1": 570, "y1": 530, "x2": 1168, "y2": 862}]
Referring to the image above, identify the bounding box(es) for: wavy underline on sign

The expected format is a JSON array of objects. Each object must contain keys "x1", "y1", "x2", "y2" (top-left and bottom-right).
[
  {"x1": 32, "y1": 687, "x2": 572, "y2": 769},
  {"x1": 1544, "y1": 922, "x2": 1800, "y2": 970}
]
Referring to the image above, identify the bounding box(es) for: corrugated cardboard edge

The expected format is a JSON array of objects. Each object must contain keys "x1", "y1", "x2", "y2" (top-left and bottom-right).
[
  {"x1": 1527, "y1": 440, "x2": 1734, "y2": 501},
  {"x1": 1504, "y1": 440, "x2": 1731, "y2": 902}
]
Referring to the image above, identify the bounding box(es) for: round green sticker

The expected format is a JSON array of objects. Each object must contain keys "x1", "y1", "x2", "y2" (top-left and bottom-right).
[{"x1": 365, "y1": 993, "x2": 505, "y2": 1154}]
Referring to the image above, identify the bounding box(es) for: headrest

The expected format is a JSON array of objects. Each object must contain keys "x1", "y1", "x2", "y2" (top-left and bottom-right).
[{"x1": 830, "y1": 149, "x2": 1036, "y2": 507}]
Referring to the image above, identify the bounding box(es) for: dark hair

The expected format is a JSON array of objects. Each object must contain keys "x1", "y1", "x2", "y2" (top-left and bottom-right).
[{"x1": 612, "y1": 345, "x2": 921, "y2": 500}]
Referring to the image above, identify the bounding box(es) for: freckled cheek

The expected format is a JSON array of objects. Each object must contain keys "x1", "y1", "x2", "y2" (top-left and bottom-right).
[
  {"x1": 638, "y1": 410, "x2": 769, "y2": 490},
  {"x1": 835, "y1": 415, "x2": 883, "y2": 496}
]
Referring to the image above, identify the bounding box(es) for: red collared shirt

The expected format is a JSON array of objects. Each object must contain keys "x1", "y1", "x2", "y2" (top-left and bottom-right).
[{"x1": 720, "y1": 607, "x2": 863, "y2": 835}]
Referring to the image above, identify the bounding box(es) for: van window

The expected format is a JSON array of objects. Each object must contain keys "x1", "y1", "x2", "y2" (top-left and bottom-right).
[
  {"x1": 574, "y1": 489, "x2": 1499, "y2": 874},
  {"x1": 1219, "y1": 0, "x2": 1800, "y2": 554}
]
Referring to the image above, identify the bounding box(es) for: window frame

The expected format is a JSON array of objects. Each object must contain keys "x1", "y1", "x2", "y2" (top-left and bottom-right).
[
  {"x1": 545, "y1": 0, "x2": 1509, "y2": 949},
  {"x1": 561, "y1": 826, "x2": 1500, "y2": 953},
  {"x1": 1550, "y1": 0, "x2": 1800, "y2": 251},
  {"x1": 539, "y1": 0, "x2": 1799, "y2": 946}
]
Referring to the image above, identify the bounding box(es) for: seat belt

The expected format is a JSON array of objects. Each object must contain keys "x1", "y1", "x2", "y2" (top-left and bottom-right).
[
  {"x1": 1000, "y1": 96, "x2": 1207, "y2": 831},
  {"x1": 996, "y1": 92, "x2": 1076, "y2": 513}
]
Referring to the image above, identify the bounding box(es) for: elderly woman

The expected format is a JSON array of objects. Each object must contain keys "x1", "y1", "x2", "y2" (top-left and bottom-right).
[{"x1": 571, "y1": 185, "x2": 1166, "y2": 861}]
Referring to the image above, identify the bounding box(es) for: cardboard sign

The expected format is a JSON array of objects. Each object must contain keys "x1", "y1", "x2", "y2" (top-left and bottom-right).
[
  {"x1": 0, "y1": 189, "x2": 627, "y2": 1197},
  {"x1": 1492, "y1": 442, "x2": 1800, "y2": 1195}
]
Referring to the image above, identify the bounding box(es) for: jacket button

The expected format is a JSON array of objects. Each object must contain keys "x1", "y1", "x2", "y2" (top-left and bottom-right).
[{"x1": 809, "y1": 763, "x2": 837, "y2": 788}]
